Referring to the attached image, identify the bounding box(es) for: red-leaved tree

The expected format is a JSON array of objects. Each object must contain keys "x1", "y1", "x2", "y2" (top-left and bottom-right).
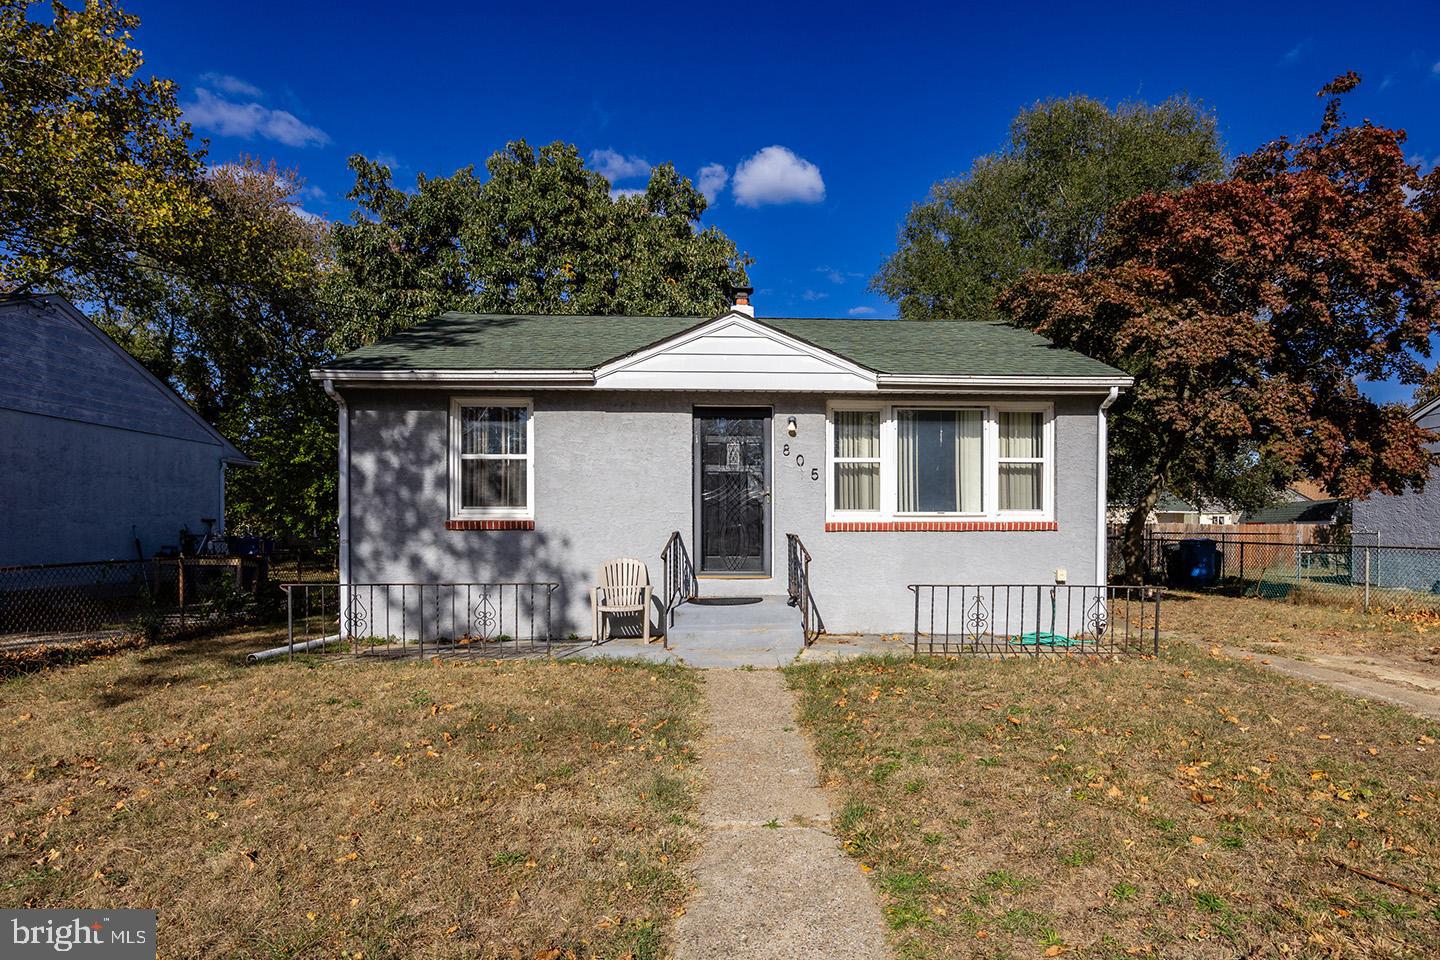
[{"x1": 1000, "y1": 74, "x2": 1440, "y2": 578}]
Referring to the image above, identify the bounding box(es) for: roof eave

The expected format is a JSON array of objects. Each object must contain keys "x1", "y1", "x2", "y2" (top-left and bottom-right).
[
  {"x1": 876, "y1": 374, "x2": 1134, "y2": 392},
  {"x1": 310, "y1": 368, "x2": 597, "y2": 385}
]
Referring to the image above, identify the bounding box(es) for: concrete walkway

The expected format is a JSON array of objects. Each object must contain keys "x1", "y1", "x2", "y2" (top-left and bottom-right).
[
  {"x1": 1219, "y1": 645, "x2": 1440, "y2": 721},
  {"x1": 673, "y1": 669, "x2": 890, "y2": 960}
]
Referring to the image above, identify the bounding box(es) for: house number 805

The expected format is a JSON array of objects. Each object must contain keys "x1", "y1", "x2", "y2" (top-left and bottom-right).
[{"x1": 781, "y1": 443, "x2": 820, "y2": 481}]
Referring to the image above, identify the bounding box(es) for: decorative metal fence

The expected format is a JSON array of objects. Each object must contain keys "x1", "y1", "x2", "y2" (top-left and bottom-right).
[
  {"x1": 1112, "y1": 532, "x2": 1440, "y2": 612},
  {"x1": 281, "y1": 582, "x2": 559, "y2": 660},
  {"x1": 0, "y1": 557, "x2": 265, "y2": 643},
  {"x1": 786, "y1": 533, "x2": 825, "y2": 644},
  {"x1": 908, "y1": 583, "x2": 1162, "y2": 657}
]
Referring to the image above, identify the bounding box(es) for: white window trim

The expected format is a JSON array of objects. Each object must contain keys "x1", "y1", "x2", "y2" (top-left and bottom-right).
[
  {"x1": 449, "y1": 396, "x2": 535, "y2": 520},
  {"x1": 825, "y1": 400, "x2": 1055, "y2": 523},
  {"x1": 825, "y1": 401, "x2": 886, "y2": 518}
]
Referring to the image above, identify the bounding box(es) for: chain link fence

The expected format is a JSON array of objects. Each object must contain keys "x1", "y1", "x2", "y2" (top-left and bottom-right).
[
  {"x1": 0, "y1": 557, "x2": 268, "y2": 647},
  {"x1": 1111, "y1": 531, "x2": 1440, "y2": 612}
]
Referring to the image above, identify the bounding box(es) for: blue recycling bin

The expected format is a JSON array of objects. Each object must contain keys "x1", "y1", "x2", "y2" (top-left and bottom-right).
[{"x1": 1164, "y1": 538, "x2": 1221, "y2": 588}]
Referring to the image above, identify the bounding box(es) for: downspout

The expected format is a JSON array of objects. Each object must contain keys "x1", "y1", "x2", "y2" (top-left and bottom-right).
[
  {"x1": 322, "y1": 379, "x2": 350, "y2": 634},
  {"x1": 1097, "y1": 387, "x2": 1119, "y2": 586}
]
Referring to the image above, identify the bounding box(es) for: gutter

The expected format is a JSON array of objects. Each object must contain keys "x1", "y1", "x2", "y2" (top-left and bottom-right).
[
  {"x1": 1097, "y1": 386, "x2": 1119, "y2": 587},
  {"x1": 321, "y1": 379, "x2": 350, "y2": 631},
  {"x1": 309, "y1": 368, "x2": 595, "y2": 384},
  {"x1": 877, "y1": 374, "x2": 1134, "y2": 391}
]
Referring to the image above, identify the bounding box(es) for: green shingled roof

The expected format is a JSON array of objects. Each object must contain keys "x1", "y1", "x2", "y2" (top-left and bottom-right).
[{"x1": 323, "y1": 312, "x2": 1127, "y2": 378}]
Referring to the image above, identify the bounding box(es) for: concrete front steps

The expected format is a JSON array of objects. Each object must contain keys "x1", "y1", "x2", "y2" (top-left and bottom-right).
[{"x1": 665, "y1": 595, "x2": 805, "y2": 668}]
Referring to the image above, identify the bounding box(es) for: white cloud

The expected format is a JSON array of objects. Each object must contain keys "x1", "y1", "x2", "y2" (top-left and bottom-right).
[
  {"x1": 198, "y1": 72, "x2": 263, "y2": 98},
  {"x1": 590, "y1": 148, "x2": 651, "y2": 184},
  {"x1": 801, "y1": 289, "x2": 828, "y2": 301},
  {"x1": 298, "y1": 184, "x2": 327, "y2": 201},
  {"x1": 1433, "y1": 61, "x2": 1440, "y2": 74},
  {"x1": 287, "y1": 205, "x2": 324, "y2": 224},
  {"x1": 610, "y1": 187, "x2": 646, "y2": 200},
  {"x1": 372, "y1": 152, "x2": 402, "y2": 170},
  {"x1": 696, "y1": 163, "x2": 729, "y2": 203},
  {"x1": 183, "y1": 88, "x2": 330, "y2": 147},
  {"x1": 732, "y1": 146, "x2": 825, "y2": 207},
  {"x1": 847, "y1": 306, "x2": 876, "y2": 316}
]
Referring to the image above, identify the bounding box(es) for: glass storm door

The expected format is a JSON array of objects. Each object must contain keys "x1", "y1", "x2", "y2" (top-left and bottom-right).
[{"x1": 694, "y1": 408, "x2": 771, "y2": 575}]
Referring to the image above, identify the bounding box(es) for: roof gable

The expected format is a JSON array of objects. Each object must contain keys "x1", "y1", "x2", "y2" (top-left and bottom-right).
[
  {"x1": 593, "y1": 311, "x2": 877, "y2": 392},
  {"x1": 0, "y1": 295, "x2": 250, "y2": 461}
]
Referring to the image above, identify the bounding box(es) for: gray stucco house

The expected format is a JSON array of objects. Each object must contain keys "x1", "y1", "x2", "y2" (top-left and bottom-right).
[
  {"x1": 0, "y1": 295, "x2": 251, "y2": 566},
  {"x1": 312, "y1": 298, "x2": 1132, "y2": 635},
  {"x1": 1352, "y1": 395, "x2": 1440, "y2": 547}
]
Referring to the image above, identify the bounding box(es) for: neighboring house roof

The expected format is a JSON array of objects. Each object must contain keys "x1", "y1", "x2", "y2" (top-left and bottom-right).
[
  {"x1": 316, "y1": 310, "x2": 1130, "y2": 381},
  {"x1": 1242, "y1": 498, "x2": 1342, "y2": 525},
  {"x1": 1153, "y1": 493, "x2": 1196, "y2": 514},
  {"x1": 0, "y1": 294, "x2": 254, "y2": 465}
]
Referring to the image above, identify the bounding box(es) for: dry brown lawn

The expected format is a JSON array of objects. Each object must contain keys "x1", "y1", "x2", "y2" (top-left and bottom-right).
[
  {"x1": 1162, "y1": 590, "x2": 1440, "y2": 666},
  {"x1": 1, "y1": 625, "x2": 703, "y2": 959},
  {"x1": 787, "y1": 641, "x2": 1440, "y2": 959}
]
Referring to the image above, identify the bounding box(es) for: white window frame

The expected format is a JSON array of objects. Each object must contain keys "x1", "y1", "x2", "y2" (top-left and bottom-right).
[
  {"x1": 448, "y1": 396, "x2": 535, "y2": 520},
  {"x1": 825, "y1": 401, "x2": 887, "y2": 517},
  {"x1": 993, "y1": 401, "x2": 1054, "y2": 519},
  {"x1": 824, "y1": 400, "x2": 1054, "y2": 523}
]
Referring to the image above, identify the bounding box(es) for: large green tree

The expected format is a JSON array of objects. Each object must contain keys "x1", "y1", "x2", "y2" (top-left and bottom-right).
[
  {"x1": 874, "y1": 95, "x2": 1226, "y2": 321},
  {"x1": 1001, "y1": 75, "x2": 1440, "y2": 576},
  {"x1": 2, "y1": 0, "x2": 336, "y2": 540},
  {"x1": 327, "y1": 140, "x2": 751, "y2": 350},
  {"x1": 0, "y1": 0, "x2": 209, "y2": 298},
  {"x1": 105, "y1": 159, "x2": 336, "y2": 540}
]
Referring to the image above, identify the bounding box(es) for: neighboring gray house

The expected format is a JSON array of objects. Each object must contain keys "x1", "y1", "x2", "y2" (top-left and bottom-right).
[
  {"x1": 1353, "y1": 394, "x2": 1440, "y2": 547},
  {"x1": 0, "y1": 295, "x2": 251, "y2": 566},
  {"x1": 311, "y1": 297, "x2": 1133, "y2": 635}
]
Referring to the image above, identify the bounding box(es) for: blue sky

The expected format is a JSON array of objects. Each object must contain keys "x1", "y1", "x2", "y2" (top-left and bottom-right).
[{"x1": 129, "y1": 0, "x2": 1440, "y2": 403}]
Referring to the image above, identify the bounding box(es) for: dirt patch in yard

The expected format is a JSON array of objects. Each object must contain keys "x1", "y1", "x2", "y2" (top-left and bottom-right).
[
  {"x1": 787, "y1": 645, "x2": 1440, "y2": 959},
  {"x1": 1163, "y1": 590, "x2": 1440, "y2": 666},
  {"x1": 1, "y1": 624, "x2": 703, "y2": 959}
]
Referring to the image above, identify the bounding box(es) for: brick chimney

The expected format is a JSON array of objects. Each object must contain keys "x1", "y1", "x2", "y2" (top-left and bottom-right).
[{"x1": 731, "y1": 286, "x2": 755, "y2": 317}]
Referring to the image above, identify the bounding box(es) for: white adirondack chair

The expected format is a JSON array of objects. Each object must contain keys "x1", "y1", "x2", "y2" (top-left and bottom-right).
[{"x1": 591, "y1": 558, "x2": 654, "y2": 644}]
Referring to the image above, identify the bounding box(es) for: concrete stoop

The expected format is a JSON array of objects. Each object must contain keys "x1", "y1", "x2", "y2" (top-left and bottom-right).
[{"x1": 665, "y1": 595, "x2": 805, "y2": 668}]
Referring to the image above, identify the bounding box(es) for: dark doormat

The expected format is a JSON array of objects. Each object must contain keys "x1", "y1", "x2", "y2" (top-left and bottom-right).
[{"x1": 689, "y1": 596, "x2": 764, "y2": 606}]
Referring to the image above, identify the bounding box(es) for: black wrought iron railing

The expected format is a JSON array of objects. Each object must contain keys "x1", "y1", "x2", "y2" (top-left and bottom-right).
[
  {"x1": 907, "y1": 583, "x2": 1162, "y2": 657},
  {"x1": 786, "y1": 533, "x2": 825, "y2": 645},
  {"x1": 660, "y1": 531, "x2": 697, "y2": 628},
  {"x1": 279, "y1": 582, "x2": 558, "y2": 661}
]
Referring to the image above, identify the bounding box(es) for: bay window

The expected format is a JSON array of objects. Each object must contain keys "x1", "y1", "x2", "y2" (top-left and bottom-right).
[
  {"x1": 449, "y1": 398, "x2": 533, "y2": 519},
  {"x1": 826, "y1": 402, "x2": 1053, "y2": 521}
]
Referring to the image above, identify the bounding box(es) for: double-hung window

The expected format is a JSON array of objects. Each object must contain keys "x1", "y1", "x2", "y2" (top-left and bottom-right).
[
  {"x1": 831, "y1": 408, "x2": 881, "y2": 512},
  {"x1": 997, "y1": 410, "x2": 1045, "y2": 513},
  {"x1": 826, "y1": 402, "x2": 1053, "y2": 521},
  {"x1": 449, "y1": 398, "x2": 533, "y2": 519}
]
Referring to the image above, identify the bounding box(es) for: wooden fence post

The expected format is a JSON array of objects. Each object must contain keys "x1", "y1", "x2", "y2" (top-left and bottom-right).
[{"x1": 177, "y1": 558, "x2": 186, "y2": 631}]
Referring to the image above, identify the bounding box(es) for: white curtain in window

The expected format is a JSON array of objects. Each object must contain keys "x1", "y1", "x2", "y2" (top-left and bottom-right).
[
  {"x1": 897, "y1": 409, "x2": 981, "y2": 513},
  {"x1": 834, "y1": 410, "x2": 879, "y2": 510},
  {"x1": 999, "y1": 411, "x2": 1043, "y2": 511}
]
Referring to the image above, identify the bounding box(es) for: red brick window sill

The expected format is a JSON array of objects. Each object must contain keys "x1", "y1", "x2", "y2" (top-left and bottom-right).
[
  {"x1": 824, "y1": 520, "x2": 1057, "y2": 532},
  {"x1": 445, "y1": 519, "x2": 535, "y2": 531}
]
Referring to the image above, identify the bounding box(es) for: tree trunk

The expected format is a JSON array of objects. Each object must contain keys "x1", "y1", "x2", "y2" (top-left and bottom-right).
[{"x1": 1120, "y1": 470, "x2": 1168, "y2": 584}]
